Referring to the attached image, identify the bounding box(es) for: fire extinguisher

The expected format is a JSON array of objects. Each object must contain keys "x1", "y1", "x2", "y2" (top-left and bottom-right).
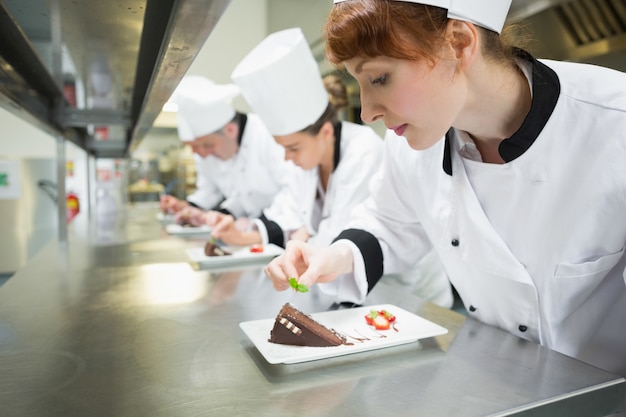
[{"x1": 66, "y1": 191, "x2": 80, "y2": 223}]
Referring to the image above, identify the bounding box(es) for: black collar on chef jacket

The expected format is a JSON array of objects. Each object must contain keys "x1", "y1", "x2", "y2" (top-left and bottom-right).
[
  {"x1": 236, "y1": 112, "x2": 248, "y2": 146},
  {"x1": 442, "y1": 48, "x2": 561, "y2": 176},
  {"x1": 332, "y1": 121, "x2": 342, "y2": 172}
]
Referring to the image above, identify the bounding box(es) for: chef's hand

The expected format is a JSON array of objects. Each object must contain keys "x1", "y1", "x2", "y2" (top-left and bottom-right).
[
  {"x1": 211, "y1": 215, "x2": 261, "y2": 246},
  {"x1": 264, "y1": 240, "x2": 354, "y2": 291},
  {"x1": 160, "y1": 195, "x2": 188, "y2": 213},
  {"x1": 174, "y1": 206, "x2": 207, "y2": 226},
  {"x1": 289, "y1": 226, "x2": 311, "y2": 242},
  {"x1": 204, "y1": 210, "x2": 226, "y2": 227}
]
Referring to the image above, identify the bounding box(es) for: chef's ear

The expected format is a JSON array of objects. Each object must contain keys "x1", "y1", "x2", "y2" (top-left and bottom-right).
[
  {"x1": 221, "y1": 121, "x2": 238, "y2": 139},
  {"x1": 320, "y1": 120, "x2": 334, "y2": 139},
  {"x1": 447, "y1": 20, "x2": 480, "y2": 70}
]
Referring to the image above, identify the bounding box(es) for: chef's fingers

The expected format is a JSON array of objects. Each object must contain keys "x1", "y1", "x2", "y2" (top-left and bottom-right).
[
  {"x1": 264, "y1": 257, "x2": 291, "y2": 291},
  {"x1": 159, "y1": 195, "x2": 174, "y2": 211},
  {"x1": 173, "y1": 208, "x2": 188, "y2": 222},
  {"x1": 212, "y1": 215, "x2": 234, "y2": 236},
  {"x1": 281, "y1": 241, "x2": 313, "y2": 282},
  {"x1": 172, "y1": 199, "x2": 188, "y2": 213},
  {"x1": 159, "y1": 195, "x2": 168, "y2": 209},
  {"x1": 298, "y1": 243, "x2": 354, "y2": 287},
  {"x1": 188, "y1": 208, "x2": 207, "y2": 226},
  {"x1": 205, "y1": 210, "x2": 224, "y2": 227},
  {"x1": 297, "y1": 257, "x2": 325, "y2": 289}
]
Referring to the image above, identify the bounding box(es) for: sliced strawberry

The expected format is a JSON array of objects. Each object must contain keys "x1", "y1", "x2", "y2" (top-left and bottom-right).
[
  {"x1": 372, "y1": 314, "x2": 390, "y2": 330},
  {"x1": 379, "y1": 310, "x2": 396, "y2": 323},
  {"x1": 364, "y1": 310, "x2": 378, "y2": 325}
]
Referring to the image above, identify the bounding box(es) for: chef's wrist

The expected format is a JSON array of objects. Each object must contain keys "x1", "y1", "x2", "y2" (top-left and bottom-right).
[
  {"x1": 329, "y1": 240, "x2": 355, "y2": 275},
  {"x1": 240, "y1": 231, "x2": 262, "y2": 246}
]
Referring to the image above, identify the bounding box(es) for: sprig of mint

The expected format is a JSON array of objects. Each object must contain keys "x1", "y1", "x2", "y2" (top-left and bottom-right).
[{"x1": 289, "y1": 277, "x2": 309, "y2": 293}]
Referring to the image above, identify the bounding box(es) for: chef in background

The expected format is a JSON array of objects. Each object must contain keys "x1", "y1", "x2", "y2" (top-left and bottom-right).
[
  {"x1": 159, "y1": 76, "x2": 290, "y2": 224},
  {"x1": 213, "y1": 27, "x2": 452, "y2": 308},
  {"x1": 207, "y1": 27, "x2": 382, "y2": 248}
]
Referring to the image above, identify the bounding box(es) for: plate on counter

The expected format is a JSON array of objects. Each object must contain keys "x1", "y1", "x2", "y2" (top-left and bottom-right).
[
  {"x1": 239, "y1": 304, "x2": 447, "y2": 364},
  {"x1": 186, "y1": 243, "x2": 284, "y2": 269},
  {"x1": 156, "y1": 212, "x2": 176, "y2": 224},
  {"x1": 165, "y1": 224, "x2": 212, "y2": 236}
]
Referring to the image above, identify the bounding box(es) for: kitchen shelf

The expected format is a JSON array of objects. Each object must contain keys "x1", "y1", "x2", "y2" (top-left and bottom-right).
[{"x1": 0, "y1": 0, "x2": 231, "y2": 159}]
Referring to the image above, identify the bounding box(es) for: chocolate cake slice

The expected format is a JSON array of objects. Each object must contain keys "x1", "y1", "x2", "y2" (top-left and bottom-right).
[
  {"x1": 269, "y1": 303, "x2": 346, "y2": 347},
  {"x1": 204, "y1": 241, "x2": 231, "y2": 257}
]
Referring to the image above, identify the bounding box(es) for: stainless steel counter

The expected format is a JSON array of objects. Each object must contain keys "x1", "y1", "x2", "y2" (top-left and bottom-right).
[{"x1": 0, "y1": 203, "x2": 624, "y2": 417}]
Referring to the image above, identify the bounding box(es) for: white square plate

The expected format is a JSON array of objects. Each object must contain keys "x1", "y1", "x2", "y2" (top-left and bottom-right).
[
  {"x1": 239, "y1": 304, "x2": 448, "y2": 364},
  {"x1": 186, "y1": 243, "x2": 284, "y2": 269},
  {"x1": 156, "y1": 212, "x2": 176, "y2": 224},
  {"x1": 165, "y1": 223, "x2": 212, "y2": 236}
]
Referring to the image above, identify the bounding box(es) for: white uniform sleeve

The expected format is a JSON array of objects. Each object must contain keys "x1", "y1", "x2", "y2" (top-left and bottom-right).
[
  {"x1": 309, "y1": 126, "x2": 383, "y2": 247},
  {"x1": 262, "y1": 163, "x2": 310, "y2": 233},
  {"x1": 317, "y1": 239, "x2": 369, "y2": 304},
  {"x1": 187, "y1": 154, "x2": 223, "y2": 210},
  {"x1": 348, "y1": 133, "x2": 433, "y2": 275},
  {"x1": 319, "y1": 132, "x2": 435, "y2": 304}
]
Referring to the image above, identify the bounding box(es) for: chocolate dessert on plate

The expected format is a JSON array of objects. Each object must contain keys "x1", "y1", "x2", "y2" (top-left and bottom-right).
[
  {"x1": 269, "y1": 303, "x2": 347, "y2": 347},
  {"x1": 204, "y1": 239, "x2": 231, "y2": 257}
]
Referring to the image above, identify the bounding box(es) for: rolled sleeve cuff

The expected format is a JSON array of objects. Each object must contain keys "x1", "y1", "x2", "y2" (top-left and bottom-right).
[
  {"x1": 332, "y1": 229, "x2": 384, "y2": 291},
  {"x1": 316, "y1": 240, "x2": 368, "y2": 304},
  {"x1": 258, "y1": 214, "x2": 285, "y2": 247},
  {"x1": 186, "y1": 200, "x2": 203, "y2": 210},
  {"x1": 251, "y1": 218, "x2": 269, "y2": 245}
]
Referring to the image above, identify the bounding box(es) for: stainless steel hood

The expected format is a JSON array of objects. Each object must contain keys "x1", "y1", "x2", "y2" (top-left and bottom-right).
[
  {"x1": 508, "y1": 0, "x2": 626, "y2": 69},
  {"x1": 0, "y1": 0, "x2": 230, "y2": 159}
]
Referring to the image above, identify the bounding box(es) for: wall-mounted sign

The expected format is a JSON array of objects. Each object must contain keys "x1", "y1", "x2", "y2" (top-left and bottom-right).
[{"x1": 0, "y1": 160, "x2": 21, "y2": 199}]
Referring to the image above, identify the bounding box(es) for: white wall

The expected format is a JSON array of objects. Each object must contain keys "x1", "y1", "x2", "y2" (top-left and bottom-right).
[
  {"x1": 0, "y1": 106, "x2": 56, "y2": 158},
  {"x1": 267, "y1": 0, "x2": 332, "y2": 47},
  {"x1": 186, "y1": 0, "x2": 268, "y2": 84},
  {"x1": 185, "y1": 0, "x2": 268, "y2": 112},
  {"x1": 0, "y1": 106, "x2": 90, "y2": 160}
]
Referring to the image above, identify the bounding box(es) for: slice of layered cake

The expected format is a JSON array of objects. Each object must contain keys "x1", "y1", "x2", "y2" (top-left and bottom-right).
[{"x1": 269, "y1": 303, "x2": 347, "y2": 347}]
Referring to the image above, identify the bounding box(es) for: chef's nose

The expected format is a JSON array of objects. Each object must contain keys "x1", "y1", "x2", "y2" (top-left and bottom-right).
[{"x1": 359, "y1": 94, "x2": 383, "y2": 124}]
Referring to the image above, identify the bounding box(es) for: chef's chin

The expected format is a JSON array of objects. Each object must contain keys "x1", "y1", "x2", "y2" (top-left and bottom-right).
[{"x1": 404, "y1": 135, "x2": 440, "y2": 151}]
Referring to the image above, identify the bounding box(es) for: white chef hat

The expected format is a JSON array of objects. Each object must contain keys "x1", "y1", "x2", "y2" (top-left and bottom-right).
[
  {"x1": 172, "y1": 75, "x2": 241, "y2": 142},
  {"x1": 231, "y1": 27, "x2": 328, "y2": 136},
  {"x1": 333, "y1": 0, "x2": 512, "y2": 34}
]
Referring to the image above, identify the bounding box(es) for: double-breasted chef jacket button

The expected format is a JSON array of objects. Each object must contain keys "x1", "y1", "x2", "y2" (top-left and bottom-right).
[
  {"x1": 469, "y1": 305, "x2": 476, "y2": 312},
  {"x1": 518, "y1": 325, "x2": 528, "y2": 332},
  {"x1": 451, "y1": 238, "x2": 460, "y2": 247}
]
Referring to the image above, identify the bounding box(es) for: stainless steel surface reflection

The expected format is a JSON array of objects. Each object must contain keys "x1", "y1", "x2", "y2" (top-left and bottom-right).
[{"x1": 0, "y1": 204, "x2": 624, "y2": 417}]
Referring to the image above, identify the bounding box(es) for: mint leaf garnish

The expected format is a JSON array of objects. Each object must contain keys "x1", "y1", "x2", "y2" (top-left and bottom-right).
[{"x1": 289, "y1": 277, "x2": 309, "y2": 293}]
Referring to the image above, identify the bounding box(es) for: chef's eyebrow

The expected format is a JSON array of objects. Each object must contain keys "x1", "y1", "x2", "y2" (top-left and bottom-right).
[{"x1": 354, "y1": 59, "x2": 367, "y2": 74}]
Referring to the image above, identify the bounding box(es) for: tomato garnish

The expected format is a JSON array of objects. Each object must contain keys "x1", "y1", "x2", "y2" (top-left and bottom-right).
[{"x1": 249, "y1": 244, "x2": 264, "y2": 253}]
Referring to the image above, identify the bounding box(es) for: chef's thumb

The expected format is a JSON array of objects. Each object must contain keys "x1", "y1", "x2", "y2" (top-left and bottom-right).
[{"x1": 296, "y1": 266, "x2": 321, "y2": 290}]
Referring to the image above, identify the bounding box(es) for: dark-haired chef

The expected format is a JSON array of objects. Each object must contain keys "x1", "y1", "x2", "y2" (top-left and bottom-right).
[
  {"x1": 159, "y1": 76, "x2": 290, "y2": 225},
  {"x1": 213, "y1": 27, "x2": 453, "y2": 307}
]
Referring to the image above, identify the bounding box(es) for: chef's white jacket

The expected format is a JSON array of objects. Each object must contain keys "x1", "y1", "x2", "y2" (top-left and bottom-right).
[
  {"x1": 331, "y1": 50, "x2": 626, "y2": 376},
  {"x1": 187, "y1": 114, "x2": 289, "y2": 218},
  {"x1": 255, "y1": 121, "x2": 383, "y2": 247}
]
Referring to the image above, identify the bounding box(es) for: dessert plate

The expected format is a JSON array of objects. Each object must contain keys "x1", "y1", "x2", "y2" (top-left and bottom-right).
[
  {"x1": 239, "y1": 304, "x2": 448, "y2": 364},
  {"x1": 165, "y1": 224, "x2": 212, "y2": 236},
  {"x1": 156, "y1": 212, "x2": 176, "y2": 224},
  {"x1": 186, "y1": 243, "x2": 284, "y2": 269}
]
